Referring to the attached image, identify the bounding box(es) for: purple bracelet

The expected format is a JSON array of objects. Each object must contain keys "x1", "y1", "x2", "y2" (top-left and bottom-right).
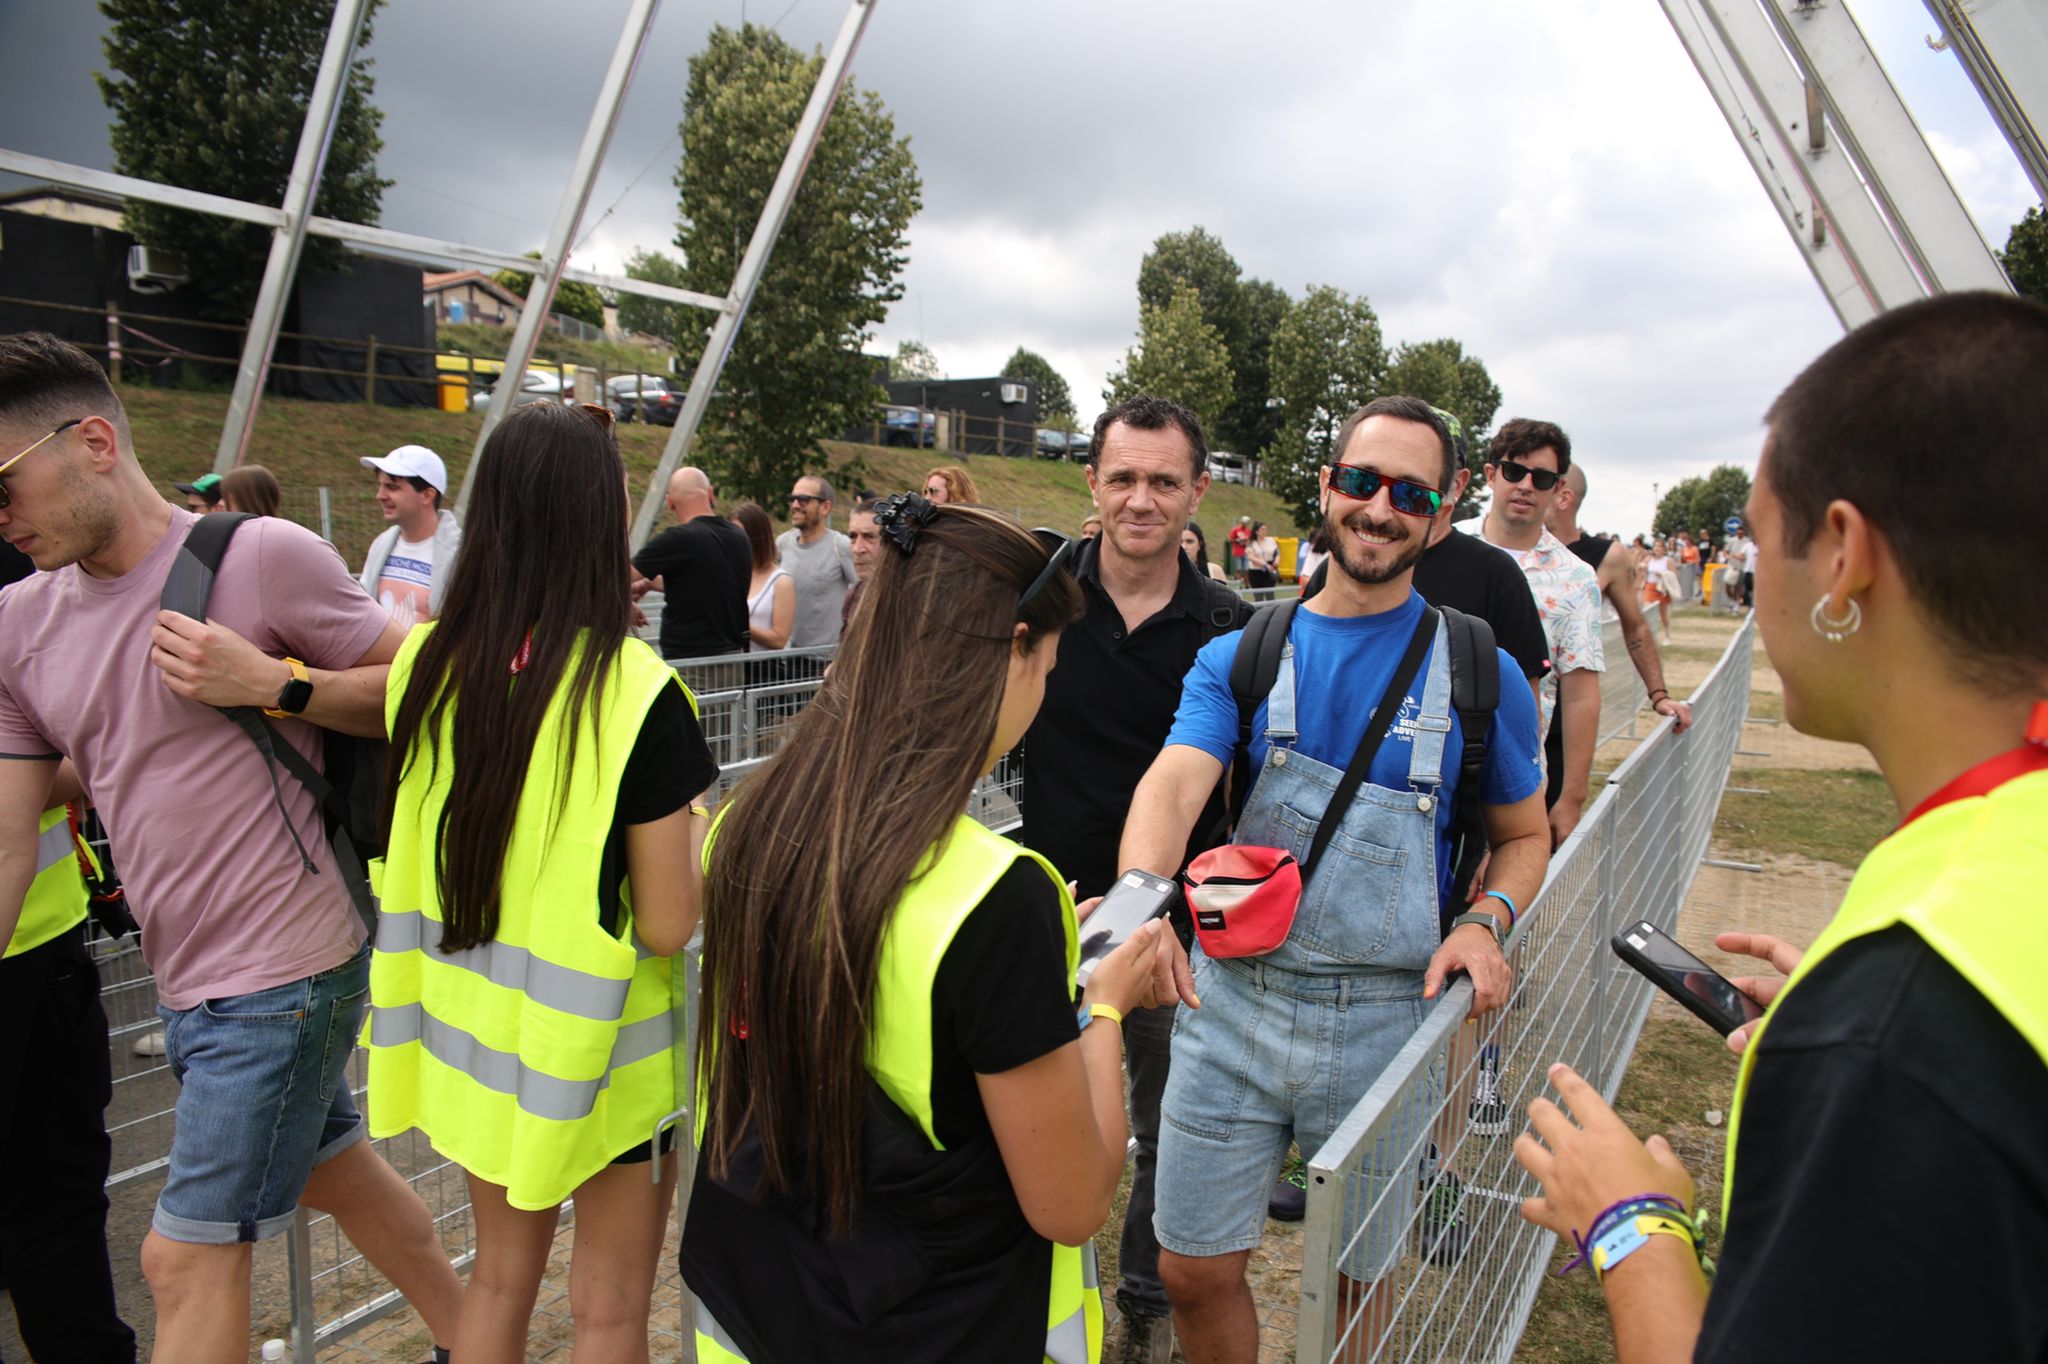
[{"x1": 1557, "y1": 1193, "x2": 1687, "y2": 1275}]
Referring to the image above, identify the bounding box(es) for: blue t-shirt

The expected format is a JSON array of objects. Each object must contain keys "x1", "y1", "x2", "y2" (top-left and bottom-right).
[{"x1": 1165, "y1": 590, "x2": 1544, "y2": 908}]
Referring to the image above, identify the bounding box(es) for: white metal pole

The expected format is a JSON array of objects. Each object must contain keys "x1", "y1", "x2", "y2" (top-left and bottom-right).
[
  {"x1": 456, "y1": 0, "x2": 663, "y2": 517},
  {"x1": 210, "y1": 0, "x2": 374, "y2": 475},
  {"x1": 1923, "y1": 0, "x2": 2048, "y2": 204},
  {"x1": 632, "y1": 0, "x2": 880, "y2": 551}
]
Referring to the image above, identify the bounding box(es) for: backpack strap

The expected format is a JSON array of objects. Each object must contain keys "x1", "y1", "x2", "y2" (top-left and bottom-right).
[
  {"x1": 1200, "y1": 575, "x2": 1249, "y2": 638},
  {"x1": 160, "y1": 511, "x2": 252, "y2": 618},
  {"x1": 1438, "y1": 606, "x2": 1501, "y2": 916},
  {"x1": 1226, "y1": 601, "x2": 1297, "y2": 826}
]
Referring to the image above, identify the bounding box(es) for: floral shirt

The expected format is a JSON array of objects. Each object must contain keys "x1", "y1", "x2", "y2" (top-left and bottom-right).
[{"x1": 1460, "y1": 522, "x2": 1604, "y2": 739}]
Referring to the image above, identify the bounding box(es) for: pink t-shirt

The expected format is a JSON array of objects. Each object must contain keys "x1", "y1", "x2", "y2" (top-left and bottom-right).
[{"x1": 0, "y1": 508, "x2": 389, "y2": 1009}]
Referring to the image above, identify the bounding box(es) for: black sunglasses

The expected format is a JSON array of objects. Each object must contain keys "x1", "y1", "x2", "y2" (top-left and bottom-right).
[
  {"x1": 1018, "y1": 527, "x2": 1076, "y2": 613},
  {"x1": 1495, "y1": 459, "x2": 1561, "y2": 492},
  {"x1": 1324, "y1": 463, "x2": 1443, "y2": 518},
  {"x1": 788, "y1": 493, "x2": 824, "y2": 506}
]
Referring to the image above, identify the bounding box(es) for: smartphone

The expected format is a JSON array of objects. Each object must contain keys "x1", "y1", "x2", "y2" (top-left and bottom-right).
[
  {"x1": 1610, "y1": 920, "x2": 1765, "y2": 1037},
  {"x1": 1076, "y1": 870, "x2": 1180, "y2": 986}
]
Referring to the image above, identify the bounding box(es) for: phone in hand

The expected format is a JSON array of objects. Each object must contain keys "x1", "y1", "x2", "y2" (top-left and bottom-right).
[
  {"x1": 1610, "y1": 920, "x2": 1766, "y2": 1037},
  {"x1": 1076, "y1": 869, "x2": 1180, "y2": 987}
]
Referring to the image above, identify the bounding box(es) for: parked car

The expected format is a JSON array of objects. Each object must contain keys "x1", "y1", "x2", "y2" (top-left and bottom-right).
[
  {"x1": 880, "y1": 404, "x2": 936, "y2": 448},
  {"x1": 469, "y1": 369, "x2": 572, "y2": 412},
  {"x1": 1210, "y1": 451, "x2": 1251, "y2": 484},
  {"x1": 605, "y1": 373, "x2": 679, "y2": 424}
]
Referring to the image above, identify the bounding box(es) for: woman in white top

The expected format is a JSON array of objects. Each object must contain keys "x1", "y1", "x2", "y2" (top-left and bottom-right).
[
  {"x1": 1245, "y1": 521, "x2": 1279, "y2": 589},
  {"x1": 1643, "y1": 537, "x2": 1677, "y2": 644},
  {"x1": 732, "y1": 502, "x2": 795, "y2": 651}
]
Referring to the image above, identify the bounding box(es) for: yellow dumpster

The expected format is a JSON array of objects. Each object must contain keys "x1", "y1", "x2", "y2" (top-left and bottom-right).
[{"x1": 437, "y1": 374, "x2": 468, "y2": 414}]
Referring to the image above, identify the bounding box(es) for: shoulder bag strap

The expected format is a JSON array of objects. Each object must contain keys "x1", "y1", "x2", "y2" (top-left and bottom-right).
[{"x1": 1298, "y1": 607, "x2": 1438, "y2": 882}]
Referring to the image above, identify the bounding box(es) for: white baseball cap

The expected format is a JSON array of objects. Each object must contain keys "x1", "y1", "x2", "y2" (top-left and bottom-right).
[{"x1": 361, "y1": 444, "x2": 447, "y2": 494}]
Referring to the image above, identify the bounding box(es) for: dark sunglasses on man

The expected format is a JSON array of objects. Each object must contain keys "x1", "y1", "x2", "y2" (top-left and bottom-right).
[
  {"x1": 1494, "y1": 458, "x2": 1562, "y2": 492},
  {"x1": 1323, "y1": 463, "x2": 1444, "y2": 518}
]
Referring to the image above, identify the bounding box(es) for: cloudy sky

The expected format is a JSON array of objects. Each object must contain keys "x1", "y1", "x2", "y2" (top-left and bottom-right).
[{"x1": 1, "y1": 0, "x2": 2035, "y2": 536}]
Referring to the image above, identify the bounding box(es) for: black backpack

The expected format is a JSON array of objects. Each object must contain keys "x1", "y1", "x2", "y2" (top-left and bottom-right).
[
  {"x1": 160, "y1": 513, "x2": 385, "y2": 932},
  {"x1": 1226, "y1": 600, "x2": 1500, "y2": 914}
]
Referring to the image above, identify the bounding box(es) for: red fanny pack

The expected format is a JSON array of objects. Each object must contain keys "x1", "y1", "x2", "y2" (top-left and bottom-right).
[{"x1": 1182, "y1": 607, "x2": 1437, "y2": 961}]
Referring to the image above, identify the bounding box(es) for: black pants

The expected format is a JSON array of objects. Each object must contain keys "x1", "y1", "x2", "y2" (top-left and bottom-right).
[
  {"x1": 1116, "y1": 1000, "x2": 1176, "y2": 1321},
  {"x1": 0, "y1": 925, "x2": 136, "y2": 1364}
]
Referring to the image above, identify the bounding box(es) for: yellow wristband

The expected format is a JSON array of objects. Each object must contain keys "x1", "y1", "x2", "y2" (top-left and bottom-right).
[
  {"x1": 1087, "y1": 1002, "x2": 1124, "y2": 1027},
  {"x1": 689, "y1": 804, "x2": 711, "y2": 818}
]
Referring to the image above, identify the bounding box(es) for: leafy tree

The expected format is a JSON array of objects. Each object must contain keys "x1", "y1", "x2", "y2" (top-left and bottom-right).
[
  {"x1": 1000, "y1": 347, "x2": 1073, "y2": 427},
  {"x1": 97, "y1": 0, "x2": 391, "y2": 322},
  {"x1": 493, "y1": 251, "x2": 607, "y2": 328},
  {"x1": 891, "y1": 338, "x2": 942, "y2": 381},
  {"x1": 1384, "y1": 338, "x2": 1504, "y2": 518},
  {"x1": 1228, "y1": 278, "x2": 1291, "y2": 456},
  {"x1": 671, "y1": 24, "x2": 921, "y2": 507},
  {"x1": 617, "y1": 247, "x2": 691, "y2": 344},
  {"x1": 1103, "y1": 282, "x2": 1234, "y2": 442},
  {"x1": 1653, "y1": 464, "x2": 1751, "y2": 539},
  {"x1": 1262, "y1": 285, "x2": 1386, "y2": 530},
  {"x1": 2000, "y1": 204, "x2": 2048, "y2": 307},
  {"x1": 1135, "y1": 227, "x2": 1287, "y2": 453}
]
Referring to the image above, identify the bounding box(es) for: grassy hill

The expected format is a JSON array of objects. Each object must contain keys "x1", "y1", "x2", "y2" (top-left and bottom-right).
[{"x1": 119, "y1": 387, "x2": 1303, "y2": 570}]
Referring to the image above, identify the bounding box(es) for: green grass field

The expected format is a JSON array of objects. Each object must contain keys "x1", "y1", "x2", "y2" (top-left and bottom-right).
[{"x1": 118, "y1": 387, "x2": 1304, "y2": 570}]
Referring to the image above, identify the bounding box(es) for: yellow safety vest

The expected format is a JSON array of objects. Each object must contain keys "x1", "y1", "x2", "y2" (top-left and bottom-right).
[
  {"x1": 5, "y1": 808, "x2": 90, "y2": 959},
  {"x1": 694, "y1": 813, "x2": 1103, "y2": 1364},
  {"x1": 1724, "y1": 767, "x2": 2048, "y2": 1227},
  {"x1": 366, "y1": 627, "x2": 688, "y2": 1211}
]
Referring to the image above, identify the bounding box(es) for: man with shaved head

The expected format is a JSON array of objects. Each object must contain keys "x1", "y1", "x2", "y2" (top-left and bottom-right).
[{"x1": 631, "y1": 464, "x2": 751, "y2": 658}]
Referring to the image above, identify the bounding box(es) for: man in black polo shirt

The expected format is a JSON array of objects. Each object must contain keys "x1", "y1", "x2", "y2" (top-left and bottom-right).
[
  {"x1": 630, "y1": 466, "x2": 751, "y2": 659},
  {"x1": 1018, "y1": 394, "x2": 1244, "y2": 1364}
]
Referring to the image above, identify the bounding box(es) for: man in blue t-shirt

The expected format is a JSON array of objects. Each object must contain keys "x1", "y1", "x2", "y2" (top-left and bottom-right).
[{"x1": 1119, "y1": 396, "x2": 1550, "y2": 1363}]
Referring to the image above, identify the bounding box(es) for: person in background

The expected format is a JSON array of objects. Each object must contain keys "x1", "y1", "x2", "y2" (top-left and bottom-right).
[
  {"x1": 732, "y1": 501, "x2": 795, "y2": 652},
  {"x1": 1518, "y1": 290, "x2": 2048, "y2": 1362},
  {"x1": 1295, "y1": 527, "x2": 1328, "y2": 591},
  {"x1": 359, "y1": 444, "x2": 462, "y2": 629},
  {"x1": 368, "y1": 402, "x2": 715, "y2": 1364},
  {"x1": 221, "y1": 464, "x2": 281, "y2": 519},
  {"x1": 1226, "y1": 516, "x2": 1252, "y2": 581},
  {"x1": 1677, "y1": 532, "x2": 1700, "y2": 602},
  {"x1": 172, "y1": 472, "x2": 222, "y2": 515},
  {"x1": 1642, "y1": 538, "x2": 1675, "y2": 646},
  {"x1": 1243, "y1": 520, "x2": 1278, "y2": 589},
  {"x1": 842, "y1": 495, "x2": 881, "y2": 630},
  {"x1": 1082, "y1": 513, "x2": 1103, "y2": 539},
  {"x1": 776, "y1": 475, "x2": 857, "y2": 648},
  {"x1": 923, "y1": 464, "x2": 981, "y2": 505},
  {"x1": 683, "y1": 500, "x2": 1177, "y2": 1363},
  {"x1": 1740, "y1": 531, "x2": 1760, "y2": 613},
  {"x1": 630, "y1": 467, "x2": 752, "y2": 660},
  {"x1": 1180, "y1": 519, "x2": 1227, "y2": 582}
]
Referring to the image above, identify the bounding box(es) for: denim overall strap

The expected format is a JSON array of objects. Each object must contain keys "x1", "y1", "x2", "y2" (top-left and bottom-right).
[
  {"x1": 1265, "y1": 643, "x2": 1299, "y2": 747},
  {"x1": 1407, "y1": 613, "x2": 1453, "y2": 794}
]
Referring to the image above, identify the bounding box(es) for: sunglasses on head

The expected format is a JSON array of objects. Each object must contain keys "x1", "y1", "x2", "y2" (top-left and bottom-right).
[
  {"x1": 1495, "y1": 459, "x2": 1561, "y2": 492},
  {"x1": 574, "y1": 402, "x2": 616, "y2": 437},
  {"x1": 1324, "y1": 463, "x2": 1444, "y2": 517},
  {"x1": 0, "y1": 419, "x2": 82, "y2": 510},
  {"x1": 1018, "y1": 527, "x2": 1076, "y2": 613}
]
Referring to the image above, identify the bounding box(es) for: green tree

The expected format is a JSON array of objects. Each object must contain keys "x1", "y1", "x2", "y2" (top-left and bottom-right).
[
  {"x1": 1262, "y1": 285, "x2": 1386, "y2": 531},
  {"x1": 1103, "y1": 282, "x2": 1234, "y2": 442},
  {"x1": 97, "y1": 0, "x2": 392, "y2": 322},
  {"x1": 1135, "y1": 228, "x2": 1287, "y2": 453},
  {"x1": 1654, "y1": 464, "x2": 1751, "y2": 539},
  {"x1": 493, "y1": 251, "x2": 607, "y2": 329},
  {"x1": 1384, "y1": 338, "x2": 1504, "y2": 517},
  {"x1": 616, "y1": 247, "x2": 690, "y2": 343},
  {"x1": 672, "y1": 24, "x2": 921, "y2": 507},
  {"x1": 2000, "y1": 204, "x2": 2048, "y2": 306},
  {"x1": 1000, "y1": 347, "x2": 1073, "y2": 427},
  {"x1": 891, "y1": 338, "x2": 942, "y2": 381}
]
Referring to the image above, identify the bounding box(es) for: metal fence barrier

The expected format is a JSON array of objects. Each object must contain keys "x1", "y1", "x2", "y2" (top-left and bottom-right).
[{"x1": 1294, "y1": 616, "x2": 1752, "y2": 1363}]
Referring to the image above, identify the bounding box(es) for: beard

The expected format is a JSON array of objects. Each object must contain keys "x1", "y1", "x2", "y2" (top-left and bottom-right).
[{"x1": 1325, "y1": 502, "x2": 1427, "y2": 586}]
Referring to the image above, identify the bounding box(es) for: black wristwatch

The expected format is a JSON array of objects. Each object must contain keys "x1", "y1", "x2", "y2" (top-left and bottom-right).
[
  {"x1": 266, "y1": 657, "x2": 313, "y2": 718},
  {"x1": 1447, "y1": 910, "x2": 1505, "y2": 948}
]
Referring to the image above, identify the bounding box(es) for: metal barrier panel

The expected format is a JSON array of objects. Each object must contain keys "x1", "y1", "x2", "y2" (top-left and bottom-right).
[
  {"x1": 1296, "y1": 618, "x2": 1752, "y2": 1362},
  {"x1": 1598, "y1": 615, "x2": 1643, "y2": 744}
]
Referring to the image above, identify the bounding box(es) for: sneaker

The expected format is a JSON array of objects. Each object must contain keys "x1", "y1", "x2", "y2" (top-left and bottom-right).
[
  {"x1": 132, "y1": 1029, "x2": 167, "y2": 1058},
  {"x1": 1468, "y1": 1046, "x2": 1509, "y2": 1137},
  {"x1": 1268, "y1": 1162, "x2": 1308, "y2": 1222},
  {"x1": 1419, "y1": 1165, "x2": 1469, "y2": 1268},
  {"x1": 1114, "y1": 1310, "x2": 1174, "y2": 1364}
]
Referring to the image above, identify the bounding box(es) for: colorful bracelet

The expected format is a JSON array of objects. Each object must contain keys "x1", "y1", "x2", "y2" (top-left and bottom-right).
[
  {"x1": 1482, "y1": 889, "x2": 1518, "y2": 930},
  {"x1": 1559, "y1": 1194, "x2": 1689, "y2": 1275},
  {"x1": 1590, "y1": 1213, "x2": 1698, "y2": 1281}
]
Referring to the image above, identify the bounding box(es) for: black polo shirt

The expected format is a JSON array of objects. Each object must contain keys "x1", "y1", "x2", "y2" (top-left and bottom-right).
[{"x1": 1017, "y1": 540, "x2": 1244, "y2": 900}]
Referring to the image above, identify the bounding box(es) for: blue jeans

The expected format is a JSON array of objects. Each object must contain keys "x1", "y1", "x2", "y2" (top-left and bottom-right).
[{"x1": 153, "y1": 944, "x2": 371, "y2": 1244}]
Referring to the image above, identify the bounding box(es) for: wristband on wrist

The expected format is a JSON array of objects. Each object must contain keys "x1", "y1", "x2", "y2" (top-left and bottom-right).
[
  {"x1": 1590, "y1": 1213, "x2": 1697, "y2": 1281},
  {"x1": 1559, "y1": 1193, "x2": 1690, "y2": 1276},
  {"x1": 1648, "y1": 688, "x2": 1670, "y2": 702},
  {"x1": 1076, "y1": 1001, "x2": 1124, "y2": 1033},
  {"x1": 1481, "y1": 888, "x2": 1518, "y2": 930}
]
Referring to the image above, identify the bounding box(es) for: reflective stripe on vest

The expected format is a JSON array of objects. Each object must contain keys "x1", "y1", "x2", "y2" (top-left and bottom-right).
[
  {"x1": 1723, "y1": 768, "x2": 2048, "y2": 1228},
  {"x1": 366, "y1": 628, "x2": 688, "y2": 1211},
  {"x1": 693, "y1": 1303, "x2": 751, "y2": 1363},
  {"x1": 6, "y1": 809, "x2": 89, "y2": 959}
]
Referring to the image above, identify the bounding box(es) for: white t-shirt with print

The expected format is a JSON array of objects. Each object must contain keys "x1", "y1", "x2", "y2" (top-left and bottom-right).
[{"x1": 375, "y1": 534, "x2": 435, "y2": 629}]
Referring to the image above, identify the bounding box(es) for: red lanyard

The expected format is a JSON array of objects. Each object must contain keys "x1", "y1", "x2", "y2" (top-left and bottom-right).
[{"x1": 1900, "y1": 701, "x2": 2048, "y2": 828}]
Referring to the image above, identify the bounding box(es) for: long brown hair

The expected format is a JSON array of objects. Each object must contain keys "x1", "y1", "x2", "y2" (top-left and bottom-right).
[
  {"x1": 731, "y1": 500, "x2": 777, "y2": 573},
  {"x1": 699, "y1": 505, "x2": 1082, "y2": 1232},
  {"x1": 923, "y1": 464, "x2": 981, "y2": 503},
  {"x1": 221, "y1": 465, "x2": 281, "y2": 517},
  {"x1": 382, "y1": 403, "x2": 632, "y2": 952}
]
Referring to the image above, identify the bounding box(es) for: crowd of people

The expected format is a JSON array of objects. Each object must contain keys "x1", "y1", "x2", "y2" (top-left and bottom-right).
[{"x1": 0, "y1": 291, "x2": 2042, "y2": 1364}]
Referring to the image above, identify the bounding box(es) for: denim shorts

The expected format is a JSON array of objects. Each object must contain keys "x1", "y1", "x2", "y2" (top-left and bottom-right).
[
  {"x1": 153, "y1": 943, "x2": 371, "y2": 1244},
  {"x1": 1154, "y1": 951, "x2": 1442, "y2": 1280}
]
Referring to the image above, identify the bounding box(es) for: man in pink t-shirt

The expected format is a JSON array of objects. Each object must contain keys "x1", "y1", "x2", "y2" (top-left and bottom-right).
[{"x1": 0, "y1": 334, "x2": 462, "y2": 1360}]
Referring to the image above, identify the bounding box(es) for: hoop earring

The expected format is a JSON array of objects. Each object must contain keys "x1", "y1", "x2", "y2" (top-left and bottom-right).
[{"x1": 1810, "y1": 594, "x2": 1861, "y2": 643}]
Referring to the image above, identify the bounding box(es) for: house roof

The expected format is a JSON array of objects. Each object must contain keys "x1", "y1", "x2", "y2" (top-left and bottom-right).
[{"x1": 422, "y1": 269, "x2": 525, "y2": 309}]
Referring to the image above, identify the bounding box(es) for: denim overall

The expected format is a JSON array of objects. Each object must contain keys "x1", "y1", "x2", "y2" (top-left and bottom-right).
[{"x1": 1155, "y1": 612, "x2": 1452, "y2": 1277}]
